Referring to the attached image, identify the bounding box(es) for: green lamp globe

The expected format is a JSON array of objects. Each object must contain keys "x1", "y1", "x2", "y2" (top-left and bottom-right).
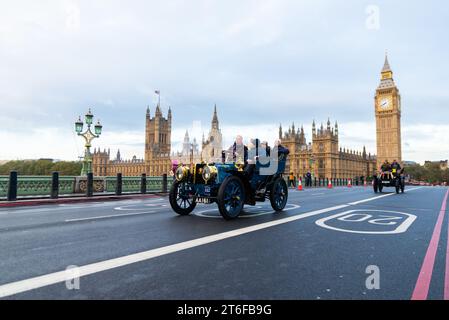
[
  {"x1": 75, "y1": 116, "x2": 83, "y2": 133},
  {"x1": 94, "y1": 120, "x2": 103, "y2": 135},
  {"x1": 85, "y1": 108, "x2": 94, "y2": 125}
]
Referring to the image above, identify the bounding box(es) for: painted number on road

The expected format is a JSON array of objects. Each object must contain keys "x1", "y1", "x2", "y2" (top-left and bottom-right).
[{"x1": 315, "y1": 210, "x2": 417, "y2": 234}]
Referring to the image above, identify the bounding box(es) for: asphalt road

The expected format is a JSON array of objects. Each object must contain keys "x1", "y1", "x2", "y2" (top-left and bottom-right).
[{"x1": 0, "y1": 185, "x2": 448, "y2": 300}]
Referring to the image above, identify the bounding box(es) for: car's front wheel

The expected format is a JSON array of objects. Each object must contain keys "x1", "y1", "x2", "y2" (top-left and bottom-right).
[
  {"x1": 395, "y1": 179, "x2": 400, "y2": 194},
  {"x1": 169, "y1": 181, "x2": 196, "y2": 215},
  {"x1": 270, "y1": 177, "x2": 288, "y2": 212},
  {"x1": 378, "y1": 183, "x2": 383, "y2": 193},
  {"x1": 217, "y1": 176, "x2": 245, "y2": 220}
]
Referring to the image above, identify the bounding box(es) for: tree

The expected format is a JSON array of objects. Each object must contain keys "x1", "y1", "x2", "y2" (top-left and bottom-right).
[
  {"x1": 406, "y1": 162, "x2": 447, "y2": 184},
  {"x1": 0, "y1": 160, "x2": 82, "y2": 176}
]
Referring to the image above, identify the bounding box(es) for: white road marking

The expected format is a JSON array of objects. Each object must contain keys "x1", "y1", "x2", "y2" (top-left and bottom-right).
[
  {"x1": 315, "y1": 209, "x2": 417, "y2": 234},
  {"x1": 65, "y1": 211, "x2": 154, "y2": 222},
  {"x1": 348, "y1": 187, "x2": 424, "y2": 205},
  {"x1": 193, "y1": 204, "x2": 300, "y2": 219},
  {"x1": 0, "y1": 187, "x2": 425, "y2": 298}
]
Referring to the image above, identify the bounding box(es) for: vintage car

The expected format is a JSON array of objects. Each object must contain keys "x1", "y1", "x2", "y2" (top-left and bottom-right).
[
  {"x1": 169, "y1": 145, "x2": 289, "y2": 220},
  {"x1": 373, "y1": 168, "x2": 405, "y2": 194}
]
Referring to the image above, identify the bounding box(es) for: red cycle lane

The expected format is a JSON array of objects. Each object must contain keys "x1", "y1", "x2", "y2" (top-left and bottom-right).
[{"x1": 412, "y1": 188, "x2": 449, "y2": 300}]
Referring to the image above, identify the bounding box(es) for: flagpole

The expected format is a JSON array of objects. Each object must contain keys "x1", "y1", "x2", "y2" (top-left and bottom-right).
[{"x1": 155, "y1": 90, "x2": 161, "y2": 106}]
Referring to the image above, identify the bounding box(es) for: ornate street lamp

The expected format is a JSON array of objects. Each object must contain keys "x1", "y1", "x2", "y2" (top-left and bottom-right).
[{"x1": 75, "y1": 108, "x2": 102, "y2": 175}]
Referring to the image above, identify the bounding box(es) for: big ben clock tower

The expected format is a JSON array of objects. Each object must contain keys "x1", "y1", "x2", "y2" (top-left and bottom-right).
[{"x1": 375, "y1": 54, "x2": 402, "y2": 169}]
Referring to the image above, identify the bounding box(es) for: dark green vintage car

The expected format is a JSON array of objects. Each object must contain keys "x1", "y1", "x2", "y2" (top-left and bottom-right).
[{"x1": 169, "y1": 146, "x2": 290, "y2": 220}]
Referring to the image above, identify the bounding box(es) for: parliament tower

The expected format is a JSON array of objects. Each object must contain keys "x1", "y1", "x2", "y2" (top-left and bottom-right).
[{"x1": 375, "y1": 54, "x2": 402, "y2": 168}]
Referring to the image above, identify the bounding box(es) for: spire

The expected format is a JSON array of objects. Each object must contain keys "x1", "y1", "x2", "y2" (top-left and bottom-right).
[
  {"x1": 146, "y1": 106, "x2": 150, "y2": 118},
  {"x1": 382, "y1": 52, "x2": 392, "y2": 73},
  {"x1": 155, "y1": 104, "x2": 162, "y2": 117},
  {"x1": 116, "y1": 149, "x2": 121, "y2": 161},
  {"x1": 378, "y1": 52, "x2": 395, "y2": 88},
  {"x1": 327, "y1": 118, "x2": 331, "y2": 130},
  {"x1": 279, "y1": 124, "x2": 283, "y2": 139},
  {"x1": 168, "y1": 106, "x2": 172, "y2": 120},
  {"x1": 211, "y1": 104, "x2": 219, "y2": 130},
  {"x1": 184, "y1": 130, "x2": 189, "y2": 141}
]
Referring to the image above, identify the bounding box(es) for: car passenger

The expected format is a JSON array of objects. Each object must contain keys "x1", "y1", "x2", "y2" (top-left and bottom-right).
[
  {"x1": 228, "y1": 135, "x2": 248, "y2": 164},
  {"x1": 391, "y1": 160, "x2": 401, "y2": 176},
  {"x1": 381, "y1": 160, "x2": 391, "y2": 172},
  {"x1": 245, "y1": 139, "x2": 258, "y2": 179},
  {"x1": 380, "y1": 159, "x2": 392, "y2": 179}
]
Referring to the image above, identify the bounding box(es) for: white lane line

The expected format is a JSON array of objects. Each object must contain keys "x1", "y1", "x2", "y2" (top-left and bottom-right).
[
  {"x1": 311, "y1": 193, "x2": 325, "y2": 196},
  {"x1": 65, "y1": 211, "x2": 154, "y2": 223},
  {"x1": 193, "y1": 204, "x2": 301, "y2": 219},
  {"x1": 348, "y1": 187, "x2": 424, "y2": 205},
  {"x1": 0, "y1": 189, "x2": 420, "y2": 298}
]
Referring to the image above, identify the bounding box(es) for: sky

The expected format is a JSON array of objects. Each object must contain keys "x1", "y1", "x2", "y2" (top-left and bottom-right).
[{"x1": 0, "y1": 0, "x2": 448, "y2": 164}]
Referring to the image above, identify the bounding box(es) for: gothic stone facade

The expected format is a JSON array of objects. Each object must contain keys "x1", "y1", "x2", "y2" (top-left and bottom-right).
[
  {"x1": 280, "y1": 121, "x2": 377, "y2": 180},
  {"x1": 201, "y1": 105, "x2": 223, "y2": 163},
  {"x1": 172, "y1": 130, "x2": 201, "y2": 166},
  {"x1": 92, "y1": 104, "x2": 172, "y2": 177}
]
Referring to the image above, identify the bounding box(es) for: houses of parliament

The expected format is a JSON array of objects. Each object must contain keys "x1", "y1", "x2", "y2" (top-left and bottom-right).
[{"x1": 92, "y1": 54, "x2": 402, "y2": 179}]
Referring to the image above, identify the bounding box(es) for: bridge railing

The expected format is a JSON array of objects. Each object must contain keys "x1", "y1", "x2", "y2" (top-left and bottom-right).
[
  {"x1": 285, "y1": 176, "x2": 374, "y2": 188},
  {"x1": 0, "y1": 171, "x2": 171, "y2": 201}
]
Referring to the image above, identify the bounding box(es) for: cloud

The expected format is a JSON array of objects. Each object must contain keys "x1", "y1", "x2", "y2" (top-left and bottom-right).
[{"x1": 0, "y1": 1, "x2": 448, "y2": 163}]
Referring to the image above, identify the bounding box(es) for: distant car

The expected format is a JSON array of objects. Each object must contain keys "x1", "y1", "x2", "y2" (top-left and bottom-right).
[
  {"x1": 373, "y1": 168, "x2": 405, "y2": 194},
  {"x1": 169, "y1": 145, "x2": 289, "y2": 220}
]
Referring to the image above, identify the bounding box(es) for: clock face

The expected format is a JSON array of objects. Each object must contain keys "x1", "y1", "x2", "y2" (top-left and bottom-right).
[
  {"x1": 378, "y1": 97, "x2": 392, "y2": 111},
  {"x1": 380, "y1": 98, "x2": 389, "y2": 109}
]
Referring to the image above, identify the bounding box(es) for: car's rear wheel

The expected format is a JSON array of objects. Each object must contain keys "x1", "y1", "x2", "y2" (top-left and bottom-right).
[
  {"x1": 217, "y1": 176, "x2": 245, "y2": 220},
  {"x1": 270, "y1": 177, "x2": 288, "y2": 212},
  {"x1": 373, "y1": 178, "x2": 378, "y2": 193},
  {"x1": 169, "y1": 181, "x2": 196, "y2": 215}
]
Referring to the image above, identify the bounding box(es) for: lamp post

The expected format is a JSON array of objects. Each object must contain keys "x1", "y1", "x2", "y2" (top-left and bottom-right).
[{"x1": 75, "y1": 108, "x2": 103, "y2": 175}]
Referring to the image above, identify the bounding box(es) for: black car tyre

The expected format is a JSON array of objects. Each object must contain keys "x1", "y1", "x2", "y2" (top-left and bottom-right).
[
  {"x1": 217, "y1": 176, "x2": 245, "y2": 220},
  {"x1": 270, "y1": 177, "x2": 288, "y2": 212},
  {"x1": 373, "y1": 178, "x2": 378, "y2": 193},
  {"x1": 378, "y1": 183, "x2": 383, "y2": 193},
  {"x1": 169, "y1": 181, "x2": 196, "y2": 215},
  {"x1": 395, "y1": 179, "x2": 400, "y2": 194}
]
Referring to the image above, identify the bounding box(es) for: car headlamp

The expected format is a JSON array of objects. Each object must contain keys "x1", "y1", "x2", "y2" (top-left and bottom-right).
[
  {"x1": 235, "y1": 160, "x2": 245, "y2": 171},
  {"x1": 202, "y1": 165, "x2": 218, "y2": 183},
  {"x1": 175, "y1": 166, "x2": 189, "y2": 182}
]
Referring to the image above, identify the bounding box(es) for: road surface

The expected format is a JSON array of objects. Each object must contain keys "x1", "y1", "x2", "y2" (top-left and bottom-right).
[{"x1": 0, "y1": 186, "x2": 448, "y2": 300}]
